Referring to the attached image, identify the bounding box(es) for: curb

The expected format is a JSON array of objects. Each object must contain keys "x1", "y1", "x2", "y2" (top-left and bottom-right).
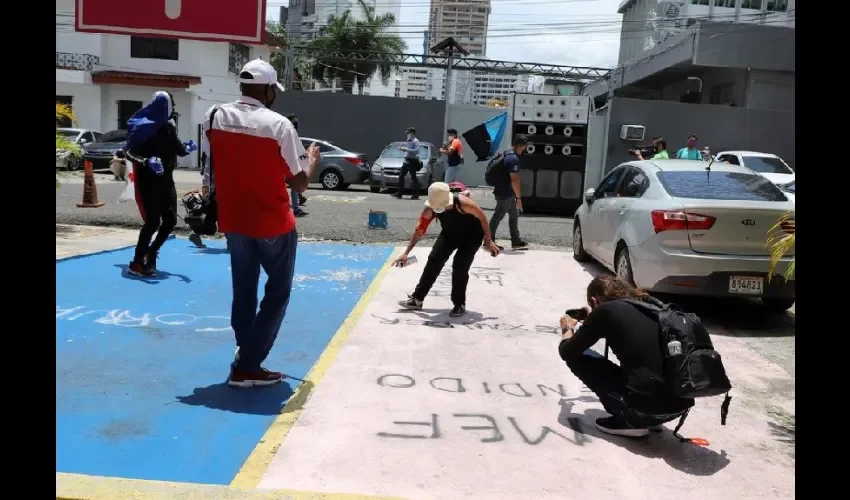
[{"x1": 56, "y1": 473, "x2": 406, "y2": 500}]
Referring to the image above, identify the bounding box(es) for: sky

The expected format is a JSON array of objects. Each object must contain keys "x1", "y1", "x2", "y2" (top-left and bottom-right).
[{"x1": 266, "y1": 0, "x2": 624, "y2": 69}]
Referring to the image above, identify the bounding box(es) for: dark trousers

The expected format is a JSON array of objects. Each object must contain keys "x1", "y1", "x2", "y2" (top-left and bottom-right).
[
  {"x1": 227, "y1": 231, "x2": 298, "y2": 372},
  {"x1": 412, "y1": 231, "x2": 484, "y2": 307},
  {"x1": 489, "y1": 196, "x2": 521, "y2": 244},
  {"x1": 566, "y1": 352, "x2": 693, "y2": 428},
  {"x1": 397, "y1": 158, "x2": 422, "y2": 195},
  {"x1": 134, "y1": 174, "x2": 177, "y2": 263}
]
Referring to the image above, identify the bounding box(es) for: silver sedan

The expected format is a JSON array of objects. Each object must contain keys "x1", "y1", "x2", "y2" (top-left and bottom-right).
[{"x1": 572, "y1": 160, "x2": 795, "y2": 312}]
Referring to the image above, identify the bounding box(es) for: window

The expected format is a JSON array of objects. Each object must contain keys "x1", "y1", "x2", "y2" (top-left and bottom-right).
[
  {"x1": 117, "y1": 100, "x2": 143, "y2": 130},
  {"x1": 741, "y1": 156, "x2": 793, "y2": 174},
  {"x1": 656, "y1": 171, "x2": 787, "y2": 201},
  {"x1": 595, "y1": 167, "x2": 626, "y2": 198},
  {"x1": 131, "y1": 36, "x2": 179, "y2": 60},
  {"x1": 617, "y1": 167, "x2": 650, "y2": 198},
  {"x1": 767, "y1": 0, "x2": 788, "y2": 12},
  {"x1": 100, "y1": 129, "x2": 129, "y2": 143},
  {"x1": 741, "y1": 0, "x2": 762, "y2": 9},
  {"x1": 229, "y1": 43, "x2": 250, "y2": 75},
  {"x1": 380, "y1": 143, "x2": 430, "y2": 160},
  {"x1": 715, "y1": 0, "x2": 736, "y2": 6},
  {"x1": 92, "y1": 132, "x2": 103, "y2": 141},
  {"x1": 709, "y1": 83, "x2": 735, "y2": 105},
  {"x1": 81, "y1": 131, "x2": 96, "y2": 144},
  {"x1": 56, "y1": 95, "x2": 73, "y2": 127}
]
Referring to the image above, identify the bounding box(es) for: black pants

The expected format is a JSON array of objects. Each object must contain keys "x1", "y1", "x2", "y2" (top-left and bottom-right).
[
  {"x1": 397, "y1": 158, "x2": 422, "y2": 195},
  {"x1": 566, "y1": 352, "x2": 693, "y2": 428},
  {"x1": 134, "y1": 175, "x2": 177, "y2": 263},
  {"x1": 412, "y1": 231, "x2": 484, "y2": 306}
]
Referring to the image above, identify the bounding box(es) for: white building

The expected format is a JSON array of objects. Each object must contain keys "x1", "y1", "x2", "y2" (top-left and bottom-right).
[
  {"x1": 394, "y1": 68, "x2": 430, "y2": 99},
  {"x1": 471, "y1": 72, "x2": 529, "y2": 107},
  {"x1": 428, "y1": 0, "x2": 492, "y2": 57},
  {"x1": 56, "y1": 0, "x2": 279, "y2": 168},
  {"x1": 617, "y1": 0, "x2": 795, "y2": 65}
]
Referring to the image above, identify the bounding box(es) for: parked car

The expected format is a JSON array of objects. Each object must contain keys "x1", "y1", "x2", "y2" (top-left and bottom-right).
[
  {"x1": 714, "y1": 150, "x2": 794, "y2": 186},
  {"x1": 369, "y1": 141, "x2": 443, "y2": 194},
  {"x1": 778, "y1": 179, "x2": 795, "y2": 203},
  {"x1": 572, "y1": 159, "x2": 795, "y2": 312},
  {"x1": 300, "y1": 137, "x2": 369, "y2": 190},
  {"x1": 82, "y1": 129, "x2": 128, "y2": 172},
  {"x1": 56, "y1": 128, "x2": 102, "y2": 170}
]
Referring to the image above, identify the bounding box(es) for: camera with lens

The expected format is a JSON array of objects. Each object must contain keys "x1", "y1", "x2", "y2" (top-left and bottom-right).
[{"x1": 628, "y1": 145, "x2": 654, "y2": 158}]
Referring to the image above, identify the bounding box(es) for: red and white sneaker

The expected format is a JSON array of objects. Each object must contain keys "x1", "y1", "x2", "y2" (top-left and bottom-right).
[{"x1": 228, "y1": 367, "x2": 284, "y2": 388}]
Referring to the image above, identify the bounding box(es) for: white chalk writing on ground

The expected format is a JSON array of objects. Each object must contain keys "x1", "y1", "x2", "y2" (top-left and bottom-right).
[
  {"x1": 429, "y1": 267, "x2": 505, "y2": 297},
  {"x1": 56, "y1": 306, "x2": 231, "y2": 332}
]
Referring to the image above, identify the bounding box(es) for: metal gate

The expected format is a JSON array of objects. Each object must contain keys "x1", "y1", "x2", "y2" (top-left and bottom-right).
[{"x1": 510, "y1": 93, "x2": 590, "y2": 215}]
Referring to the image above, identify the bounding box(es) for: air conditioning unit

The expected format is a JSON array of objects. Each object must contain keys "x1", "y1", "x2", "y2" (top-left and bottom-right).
[{"x1": 620, "y1": 124, "x2": 646, "y2": 141}]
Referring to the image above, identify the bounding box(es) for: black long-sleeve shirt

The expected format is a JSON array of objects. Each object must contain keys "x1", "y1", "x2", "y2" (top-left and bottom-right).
[
  {"x1": 127, "y1": 122, "x2": 190, "y2": 180},
  {"x1": 559, "y1": 299, "x2": 667, "y2": 395}
]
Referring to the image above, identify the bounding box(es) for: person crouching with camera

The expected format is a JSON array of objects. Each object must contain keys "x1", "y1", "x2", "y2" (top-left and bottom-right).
[
  {"x1": 558, "y1": 276, "x2": 692, "y2": 437},
  {"x1": 634, "y1": 137, "x2": 669, "y2": 160}
]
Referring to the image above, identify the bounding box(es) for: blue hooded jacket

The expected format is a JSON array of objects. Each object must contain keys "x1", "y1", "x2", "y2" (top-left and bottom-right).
[{"x1": 125, "y1": 91, "x2": 173, "y2": 152}]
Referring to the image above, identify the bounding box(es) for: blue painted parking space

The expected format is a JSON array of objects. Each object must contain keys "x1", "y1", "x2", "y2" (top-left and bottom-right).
[{"x1": 56, "y1": 240, "x2": 393, "y2": 485}]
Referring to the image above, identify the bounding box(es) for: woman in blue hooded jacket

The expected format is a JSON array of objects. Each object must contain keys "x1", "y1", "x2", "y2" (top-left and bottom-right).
[{"x1": 124, "y1": 91, "x2": 197, "y2": 276}]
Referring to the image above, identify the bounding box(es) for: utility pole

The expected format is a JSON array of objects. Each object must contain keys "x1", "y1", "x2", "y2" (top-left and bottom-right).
[
  {"x1": 430, "y1": 38, "x2": 469, "y2": 142},
  {"x1": 283, "y1": 44, "x2": 295, "y2": 91}
]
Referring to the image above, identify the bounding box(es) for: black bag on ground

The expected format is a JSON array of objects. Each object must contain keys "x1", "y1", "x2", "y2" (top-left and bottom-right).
[
  {"x1": 484, "y1": 150, "x2": 510, "y2": 186},
  {"x1": 617, "y1": 297, "x2": 733, "y2": 441}
]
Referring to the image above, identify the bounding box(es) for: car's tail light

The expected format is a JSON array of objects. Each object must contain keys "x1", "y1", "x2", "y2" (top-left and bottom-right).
[
  {"x1": 651, "y1": 210, "x2": 716, "y2": 233},
  {"x1": 780, "y1": 218, "x2": 795, "y2": 234},
  {"x1": 344, "y1": 156, "x2": 363, "y2": 166}
]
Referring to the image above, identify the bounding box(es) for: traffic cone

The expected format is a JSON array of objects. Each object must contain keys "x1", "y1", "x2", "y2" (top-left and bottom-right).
[{"x1": 76, "y1": 160, "x2": 105, "y2": 208}]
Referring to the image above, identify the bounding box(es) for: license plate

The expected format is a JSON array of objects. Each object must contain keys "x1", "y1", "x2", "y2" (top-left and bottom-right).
[{"x1": 728, "y1": 276, "x2": 764, "y2": 295}]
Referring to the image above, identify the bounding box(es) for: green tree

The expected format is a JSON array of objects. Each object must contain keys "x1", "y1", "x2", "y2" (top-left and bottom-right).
[
  {"x1": 266, "y1": 20, "x2": 309, "y2": 90},
  {"x1": 307, "y1": 0, "x2": 406, "y2": 94}
]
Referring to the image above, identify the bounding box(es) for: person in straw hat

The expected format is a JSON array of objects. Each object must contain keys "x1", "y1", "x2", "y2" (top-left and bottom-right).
[{"x1": 394, "y1": 182, "x2": 501, "y2": 317}]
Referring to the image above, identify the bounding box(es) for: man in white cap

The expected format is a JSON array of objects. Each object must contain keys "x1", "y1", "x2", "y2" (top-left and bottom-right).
[
  {"x1": 202, "y1": 58, "x2": 320, "y2": 388},
  {"x1": 394, "y1": 182, "x2": 501, "y2": 317}
]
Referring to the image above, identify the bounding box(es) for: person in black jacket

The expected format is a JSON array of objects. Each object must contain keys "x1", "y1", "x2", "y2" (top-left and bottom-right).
[
  {"x1": 124, "y1": 91, "x2": 197, "y2": 276},
  {"x1": 558, "y1": 276, "x2": 694, "y2": 437}
]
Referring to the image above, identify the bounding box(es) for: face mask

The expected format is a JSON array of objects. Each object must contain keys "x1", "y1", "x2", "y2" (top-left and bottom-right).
[{"x1": 687, "y1": 140, "x2": 696, "y2": 147}]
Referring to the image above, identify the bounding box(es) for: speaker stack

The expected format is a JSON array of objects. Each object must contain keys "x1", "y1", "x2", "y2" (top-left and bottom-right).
[{"x1": 510, "y1": 93, "x2": 590, "y2": 215}]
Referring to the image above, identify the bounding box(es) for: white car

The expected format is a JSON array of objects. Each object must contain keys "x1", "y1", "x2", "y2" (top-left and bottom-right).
[
  {"x1": 572, "y1": 160, "x2": 795, "y2": 312},
  {"x1": 778, "y1": 180, "x2": 795, "y2": 203},
  {"x1": 56, "y1": 128, "x2": 102, "y2": 170},
  {"x1": 714, "y1": 150, "x2": 794, "y2": 186}
]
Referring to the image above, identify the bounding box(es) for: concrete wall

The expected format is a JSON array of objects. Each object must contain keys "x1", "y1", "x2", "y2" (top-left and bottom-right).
[
  {"x1": 272, "y1": 92, "x2": 446, "y2": 163},
  {"x1": 603, "y1": 96, "x2": 795, "y2": 173},
  {"x1": 584, "y1": 109, "x2": 608, "y2": 192},
  {"x1": 694, "y1": 22, "x2": 795, "y2": 73},
  {"x1": 445, "y1": 103, "x2": 512, "y2": 186}
]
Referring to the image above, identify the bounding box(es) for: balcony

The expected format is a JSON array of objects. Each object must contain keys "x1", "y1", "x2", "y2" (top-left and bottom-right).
[{"x1": 56, "y1": 52, "x2": 100, "y2": 72}]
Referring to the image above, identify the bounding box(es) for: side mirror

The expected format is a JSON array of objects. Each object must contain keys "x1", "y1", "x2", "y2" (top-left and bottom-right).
[
  {"x1": 79, "y1": 138, "x2": 88, "y2": 145},
  {"x1": 584, "y1": 188, "x2": 596, "y2": 204}
]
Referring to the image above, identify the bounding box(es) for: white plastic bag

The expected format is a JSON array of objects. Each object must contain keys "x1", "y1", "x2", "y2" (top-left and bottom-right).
[{"x1": 117, "y1": 161, "x2": 136, "y2": 204}]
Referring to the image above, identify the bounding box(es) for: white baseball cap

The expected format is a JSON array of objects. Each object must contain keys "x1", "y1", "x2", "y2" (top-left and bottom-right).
[
  {"x1": 425, "y1": 182, "x2": 453, "y2": 213},
  {"x1": 238, "y1": 58, "x2": 285, "y2": 91}
]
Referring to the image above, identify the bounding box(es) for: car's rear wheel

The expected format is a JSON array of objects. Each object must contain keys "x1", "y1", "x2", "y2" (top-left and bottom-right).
[
  {"x1": 572, "y1": 221, "x2": 590, "y2": 262},
  {"x1": 68, "y1": 155, "x2": 82, "y2": 171},
  {"x1": 320, "y1": 170, "x2": 342, "y2": 190},
  {"x1": 615, "y1": 245, "x2": 635, "y2": 286},
  {"x1": 761, "y1": 296, "x2": 795, "y2": 313}
]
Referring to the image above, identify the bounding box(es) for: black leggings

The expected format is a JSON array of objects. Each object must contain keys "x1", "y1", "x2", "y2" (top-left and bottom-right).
[
  {"x1": 134, "y1": 177, "x2": 177, "y2": 263},
  {"x1": 412, "y1": 231, "x2": 484, "y2": 307}
]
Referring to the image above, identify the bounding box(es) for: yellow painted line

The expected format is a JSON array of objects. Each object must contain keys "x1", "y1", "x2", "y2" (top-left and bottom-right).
[
  {"x1": 229, "y1": 250, "x2": 399, "y2": 489},
  {"x1": 56, "y1": 473, "x2": 406, "y2": 500}
]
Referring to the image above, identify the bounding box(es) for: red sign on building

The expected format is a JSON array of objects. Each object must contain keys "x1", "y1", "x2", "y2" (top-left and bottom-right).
[{"x1": 75, "y1": 0, "x2": 266, "y2": 44}]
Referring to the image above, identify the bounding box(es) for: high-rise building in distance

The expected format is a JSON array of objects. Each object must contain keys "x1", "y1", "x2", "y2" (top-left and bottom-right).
[{"x1": 427, "y1": 0, "x2": 492, "y2": 57}]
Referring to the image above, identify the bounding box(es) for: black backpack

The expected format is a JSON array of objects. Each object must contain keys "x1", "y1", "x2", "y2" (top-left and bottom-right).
[
  {"x1": 484, "y1": 149, "x2": 511, "y2": 186},
  {"x1": 617, "y1": 298, "x2": 733, "y2": 441}
]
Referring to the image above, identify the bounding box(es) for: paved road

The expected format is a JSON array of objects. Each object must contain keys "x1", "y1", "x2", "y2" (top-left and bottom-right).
[{"x1": 56, "y1": 170, "x2": 575, "y2": 247}]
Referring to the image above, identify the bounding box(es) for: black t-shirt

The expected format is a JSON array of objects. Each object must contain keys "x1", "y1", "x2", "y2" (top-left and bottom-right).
[
  {"x1": 493, "y1": 151, "x2": 520, "y2": 199},
  {"x1": 559, "y1": 299, "x2": 666, "y2": 395},
  {"x1": 128, "y1": 122, "x2": 189, "y2": 180}
]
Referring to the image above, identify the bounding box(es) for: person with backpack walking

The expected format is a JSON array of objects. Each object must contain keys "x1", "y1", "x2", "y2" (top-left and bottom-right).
[
  {"x1": 394, "y1": 182, "x2": 501, "y2": 317},
  {"x1": 484, "y1": 135, "x2": 529, "y2": 250},
  {"x1": 440, "y1": 128, "x2": 463, "y2": 183},
  {"x1": 558, "y1": 276, "x2": 731, "y2": 439}
]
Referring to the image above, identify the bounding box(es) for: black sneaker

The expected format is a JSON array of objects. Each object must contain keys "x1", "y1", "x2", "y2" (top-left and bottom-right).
[
  {"x1": 189, "y1": 233, "x2": 205, "y2": 248},
  {"x1": 595, "y1": 417, "x2": 649, "y2": 437},
  {"x1": 294, "y1": 208, "x2": 308, "y2": 217},
  {"x1": 411, "y1": 195, "x2": 420, "y2": 200},
  {"x1": 228, "y1": 367, "x2": 284, "y2": 388},
  {"x1": 449, "y1": 305, "x2": 466, "y2": 317},
  {"x1": 398, "y1": 295, "x2": 423, "y2": 310},
  {"x1": 128, "y1": 260, "x2": 155, "y2": 277},
  {"x1": 511, "y1": 240, "x2": 529, "y2": 250},
  {"x1": 144, "y1": 251, "x2": 158, "y2": 276},
  {"x1": 298, "y1": 194, "x2": 307, "y2": 205}
]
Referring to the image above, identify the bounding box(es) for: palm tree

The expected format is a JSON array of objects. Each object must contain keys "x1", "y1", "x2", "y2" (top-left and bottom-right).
[
  {"x1": 56, "y1": 103, "x2": 80, "y2": 188},
  {"x1": 307, "y1": 0, "x2": 406, "y2": 94},
  {"x1": 767, "y1": 211, "x2": 795, "y2": 282}
]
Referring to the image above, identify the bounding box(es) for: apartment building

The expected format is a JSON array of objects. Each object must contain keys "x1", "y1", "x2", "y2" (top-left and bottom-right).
[
  {"x1": 394, "y1": 68, "x2": 431, "y2": 99},
  {"x1": 427, "y1": 0, "x2": 492, "y2": 57},
  {"x1": 471, "y1": 73, "x2": 529, "y2": 107}
]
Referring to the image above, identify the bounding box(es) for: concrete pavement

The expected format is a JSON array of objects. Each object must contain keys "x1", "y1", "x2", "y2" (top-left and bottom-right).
[
  {"x1": 56, "y1": 227, "x2": 794, "y2": 499},
  {"x1": 55, "y1": 171, "x2": 574, "y2": 248}
]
